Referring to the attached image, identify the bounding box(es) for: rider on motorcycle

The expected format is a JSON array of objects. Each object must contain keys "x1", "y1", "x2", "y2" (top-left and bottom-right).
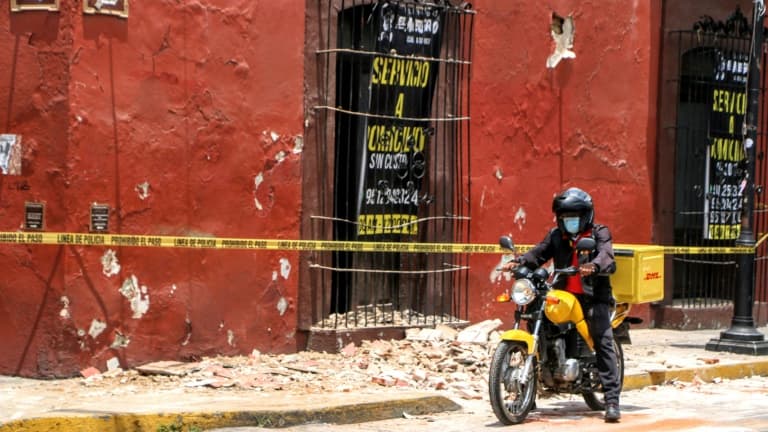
[{"x1": 503, "y1": 187, "x2": 621, "y2": 422}]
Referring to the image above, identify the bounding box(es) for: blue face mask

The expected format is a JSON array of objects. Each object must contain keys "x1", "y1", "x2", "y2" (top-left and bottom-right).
[{"x1": 563, "y1": 217, "x2": 580, "y2": 234}]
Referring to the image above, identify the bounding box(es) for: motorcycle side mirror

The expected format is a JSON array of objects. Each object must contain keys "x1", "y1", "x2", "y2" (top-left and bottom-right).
[
  {"x1": 575, "y1": 237, "x2": 596, "y2": 251},
  {"x1": 499, "y1": 236, "x2": 515, "y2": 251}
]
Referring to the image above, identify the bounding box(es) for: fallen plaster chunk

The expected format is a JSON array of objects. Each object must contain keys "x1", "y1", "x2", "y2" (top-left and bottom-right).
[
  {"x1": 136, "y1": 360, "x2": 199, "y2": 376},
  {"x1": 457, "y1": 319, "x2": 503, "y2": 343},
  {"x1": 106, "y1": 357, "x2": 120, "y2": 371},
  {"x1": 80, "y1": 366, "x2": 101, "y2": 378}
]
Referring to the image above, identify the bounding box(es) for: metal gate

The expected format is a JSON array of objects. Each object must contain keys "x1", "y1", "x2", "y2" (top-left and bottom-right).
[
  {"x1": 668, "y1": 10, "x2": 768, "y2": 322},
  {"x1": 307, "y1": 1, "x2": 475, "y2": 329}
]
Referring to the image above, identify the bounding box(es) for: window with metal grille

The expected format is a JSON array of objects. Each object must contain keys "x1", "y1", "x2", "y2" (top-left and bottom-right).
[
  {"x1": 304, "y1": 0, "x2": 475, "y2": 330},
  {"x1": 666, "y1": 8, "x2": 768, "y2": 312}
]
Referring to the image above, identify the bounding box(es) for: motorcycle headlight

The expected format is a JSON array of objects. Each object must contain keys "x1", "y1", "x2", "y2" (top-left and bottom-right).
[{"x1": 511, "y1": 279, "x2": 536, "y2": 305}]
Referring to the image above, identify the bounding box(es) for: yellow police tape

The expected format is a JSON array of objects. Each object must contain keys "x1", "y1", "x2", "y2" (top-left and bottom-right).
[
  {"x1": 0, "y1": 231, "x2": 760, "y2": 255},
  {"x1": 0, "y1": 231, "x2": 504, "y2": 253}
]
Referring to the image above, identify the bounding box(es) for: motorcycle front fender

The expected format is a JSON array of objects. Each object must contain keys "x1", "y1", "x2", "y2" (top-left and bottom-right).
[{"x1": 498, "y1": 329, "x2": 535, "y2": 354}]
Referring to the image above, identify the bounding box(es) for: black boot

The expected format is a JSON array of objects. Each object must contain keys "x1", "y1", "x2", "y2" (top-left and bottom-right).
[{"x1": 604, "y1": 403, "x2": 621, "y2": 422}]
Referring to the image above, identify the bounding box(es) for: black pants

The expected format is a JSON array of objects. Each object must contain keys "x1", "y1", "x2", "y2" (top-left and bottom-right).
[{"x1": 582, "y1": 299, "x2": 621, "y2": 406}]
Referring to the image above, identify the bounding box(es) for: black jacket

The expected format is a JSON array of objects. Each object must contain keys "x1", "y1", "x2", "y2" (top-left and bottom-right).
[{"x1": 519, "y1": 224, "x2": 617, "y2": 303}]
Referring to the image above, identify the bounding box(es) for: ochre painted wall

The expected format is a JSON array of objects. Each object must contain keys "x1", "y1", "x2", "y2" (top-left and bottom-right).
[
  {"x1": 0, "y1": 1, "x2": 304, "y2": 377},
  {"x1": 1, "y1": 0, "x2": 666, "y2": 377}
]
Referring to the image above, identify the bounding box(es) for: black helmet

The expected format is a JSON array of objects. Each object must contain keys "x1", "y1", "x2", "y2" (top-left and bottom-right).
[{"x1": 552, "y1": 187, "x2": 594, "y2": 234}]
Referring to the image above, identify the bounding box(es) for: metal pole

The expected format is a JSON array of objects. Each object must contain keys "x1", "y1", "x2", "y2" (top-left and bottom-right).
[{"x1": 707, "y1": 0, "x2": 768, "y2": 355}]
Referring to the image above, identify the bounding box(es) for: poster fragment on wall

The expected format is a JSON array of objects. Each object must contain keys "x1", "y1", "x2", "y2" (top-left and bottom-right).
[
  {"x1": 83, "y1": 0, "x2": 128, "y2": 18},
  {"x1": 10, "y1": 0, "x2": 60, "y2": 12},
  {"x1": 703, "y1": 50, "x2": 748, "y2": 240},
  {"x1": 356, "y1": 2, "x2": 443, "y2": 238},
  {"x1": 0, "y1": 134, "x2": 23, "y2": 175}
]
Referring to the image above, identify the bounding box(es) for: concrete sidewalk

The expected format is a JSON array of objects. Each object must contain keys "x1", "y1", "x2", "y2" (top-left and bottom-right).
[{"x1": 2, "y1": 327, "x2": 768, "y2": 432}]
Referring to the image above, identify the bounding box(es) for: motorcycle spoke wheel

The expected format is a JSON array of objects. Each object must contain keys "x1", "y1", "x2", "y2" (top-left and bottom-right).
[
  {"x1": 583, "y1": 338, "x2": 624, "y2": 411},
  {"x1": 489, "y1": 341, "x2": 537, "y2": 425}
]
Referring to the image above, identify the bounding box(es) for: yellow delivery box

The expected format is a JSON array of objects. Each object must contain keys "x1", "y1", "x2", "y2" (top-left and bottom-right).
[{"x1": 611, "y1": 244, "x2": 665, "y2": 304}]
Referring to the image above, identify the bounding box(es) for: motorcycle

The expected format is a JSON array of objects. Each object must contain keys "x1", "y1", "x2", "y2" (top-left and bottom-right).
[{"x1": 488, "y1": 235, "x2": 639, "y2": 425}]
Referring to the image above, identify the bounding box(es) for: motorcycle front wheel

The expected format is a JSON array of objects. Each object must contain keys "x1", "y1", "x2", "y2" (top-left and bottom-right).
[
  {"x1": 488, "y1": 340, "x2": 537, "y2": 425},
  {"x1": 583, "y1": 338, "x2": 624, "y2": 411}
]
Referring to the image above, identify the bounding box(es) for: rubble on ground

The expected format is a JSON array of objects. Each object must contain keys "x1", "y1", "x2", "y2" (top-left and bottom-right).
[
  {"x1": 73, "y1": 321, "x2": 737, "y2": 401},
  {"x1": 80, "y1": 320, "x2": 503, "y2": 400}
]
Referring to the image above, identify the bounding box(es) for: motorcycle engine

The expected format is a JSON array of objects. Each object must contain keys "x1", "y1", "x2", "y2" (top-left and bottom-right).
[{"x1": 552, "y1": 338, "x2": 580, "y2": 382}]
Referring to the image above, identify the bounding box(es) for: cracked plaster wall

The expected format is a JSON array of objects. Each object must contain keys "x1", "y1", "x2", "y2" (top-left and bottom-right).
[
  {"x1": 0, "y1": 1, "x2": 303, "y2": 377},
  {"x1": 467, "y1": 1, "x2": 661, "y2": 324}
]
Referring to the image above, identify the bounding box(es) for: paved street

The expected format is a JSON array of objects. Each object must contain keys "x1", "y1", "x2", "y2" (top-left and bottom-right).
[
  {"x1": 3, "y1": 327, "x2": 768, "y2": 432},
  {"x1": 211, "y1": 375, "x2": 768, "y2": 432}
]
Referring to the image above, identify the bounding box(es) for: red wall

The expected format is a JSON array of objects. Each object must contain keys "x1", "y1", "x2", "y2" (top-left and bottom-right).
[
  {"x1": 0, "y1": 1, "x2": 305, "y2": 377},
  {"x1": 0, "y1": 1, "x2": 664, "y2": 377},
  {"x1": 466, "y1": 1, "x2": 660, "y2": 325}
]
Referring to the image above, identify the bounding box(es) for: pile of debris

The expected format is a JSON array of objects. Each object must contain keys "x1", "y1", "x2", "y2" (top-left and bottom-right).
[{"x1": 81, "y1": 319, "x2": 505, "y2": 401}]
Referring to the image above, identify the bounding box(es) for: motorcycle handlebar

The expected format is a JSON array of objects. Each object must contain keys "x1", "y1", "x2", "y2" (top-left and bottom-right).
[{"x1": 555, "y1": 266, "x2": 579, "y2": 276}]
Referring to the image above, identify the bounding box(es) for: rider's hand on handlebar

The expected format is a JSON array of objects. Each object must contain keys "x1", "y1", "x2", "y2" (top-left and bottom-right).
[
  {"x1": 500, "y1": 259, "x2": 520, "y2": 272},
  {"x1": 579, "y1": 263, "x2": 597, "y2": 276}
]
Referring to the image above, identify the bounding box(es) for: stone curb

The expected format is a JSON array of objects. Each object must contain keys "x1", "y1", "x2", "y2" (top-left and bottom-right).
[
  {"x1": 0, "y1": 394, "x2": 461, "y2": 432},
  {"x1": 622, "y1": 359, "x2": 768, "y2": 391},
  {"x1": 4, "y1": 360, "x2": 768, "y2": 432}
]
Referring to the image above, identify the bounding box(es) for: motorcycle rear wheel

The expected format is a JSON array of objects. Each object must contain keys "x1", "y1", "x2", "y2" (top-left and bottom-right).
[
  {"x1": 583, "y1": 338, "x2": 624, "y2": 411},
  {"x1": 489, "y1": 340, "x2": 537, "y2": 425}
]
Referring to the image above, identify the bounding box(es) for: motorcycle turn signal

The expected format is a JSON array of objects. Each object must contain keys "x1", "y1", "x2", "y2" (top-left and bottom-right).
[{"x1": 495, "y1": 292, "x2": 511, "y2": 302}]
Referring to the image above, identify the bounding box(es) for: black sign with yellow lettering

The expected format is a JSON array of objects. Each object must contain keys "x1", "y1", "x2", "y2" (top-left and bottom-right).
[
  {"x1": 357, "y1": 3, "x2": 442, "y2": 237},
  {"x1": 704, "y1": 50, "x2": 748, "y2": 240}
]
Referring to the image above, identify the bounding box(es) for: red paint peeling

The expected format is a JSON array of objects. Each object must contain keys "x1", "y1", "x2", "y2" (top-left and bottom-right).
[
  {"x1": 0, "y1": 1, "x2": 303, "y2": 377},
  {"x1": 464, "y1": 1, "x2": 660, "y2": 327}
]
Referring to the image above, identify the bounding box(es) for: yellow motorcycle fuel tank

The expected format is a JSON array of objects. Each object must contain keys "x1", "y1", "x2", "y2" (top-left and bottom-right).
[
  {"x1": 544, "y1": 289, "x2": 584, "y2": 324},
  {"x1": 544, "y1": 289, "x2": 594, "y2": 350}
]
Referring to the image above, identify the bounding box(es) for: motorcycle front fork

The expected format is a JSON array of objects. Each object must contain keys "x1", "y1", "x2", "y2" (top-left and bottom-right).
[{"x1": 516, "y1": 306, "x2": 544, "y2": 385}]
